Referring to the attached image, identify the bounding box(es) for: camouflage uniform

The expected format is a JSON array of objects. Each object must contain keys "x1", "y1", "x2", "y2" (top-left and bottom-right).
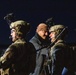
[{"x1": 0, "y1": 20, "x2": 36, "y2": 75}]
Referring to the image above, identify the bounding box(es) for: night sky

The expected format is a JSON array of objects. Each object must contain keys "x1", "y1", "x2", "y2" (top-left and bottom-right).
[{"x1": 0, "y1": 0, "x2": 76, "y2": 45}]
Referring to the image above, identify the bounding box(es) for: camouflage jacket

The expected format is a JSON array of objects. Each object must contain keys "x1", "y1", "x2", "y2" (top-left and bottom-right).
[
  {"x1": 0, "y1": 39, "x2": 36, "y2": 75},
  {"x1": 50, "y1": 40, "x2": 69, "y2": 75}
]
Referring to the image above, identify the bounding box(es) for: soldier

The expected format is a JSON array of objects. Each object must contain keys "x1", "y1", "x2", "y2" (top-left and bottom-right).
[
  {"x1": 49, "y1": 24, "x2": 70, "y2": 75},
  {"x1": 0, "y1": 20, "x2": 36, "y2": 75}
]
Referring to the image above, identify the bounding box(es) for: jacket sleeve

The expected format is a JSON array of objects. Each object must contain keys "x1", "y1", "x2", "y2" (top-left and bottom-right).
[
  {"x1": 51, "y1": 47, "x2": 65, "y2": 75},
  {"x1": 0, "y1": 44, "x2": 16, "y2": 70}
]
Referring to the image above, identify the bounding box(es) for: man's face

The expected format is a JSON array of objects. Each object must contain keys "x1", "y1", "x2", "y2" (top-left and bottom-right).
[
  {"x1": 49, "y1": 31, "x2": 56, "y2": 43},
  {"x1": 11, "y1": 29, "x2": 18, "y2": 42},
  {"x1": 37, "y1": 29, "x2": 48, "y2": 39},
  {"x1": 36, "y1": 23, "x2": 49, "y2": 40}
]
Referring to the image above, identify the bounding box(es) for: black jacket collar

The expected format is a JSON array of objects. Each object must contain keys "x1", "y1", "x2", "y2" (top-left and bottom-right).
[{"x1": 35, "y1": 33, "x2": 50, "y2": 45}]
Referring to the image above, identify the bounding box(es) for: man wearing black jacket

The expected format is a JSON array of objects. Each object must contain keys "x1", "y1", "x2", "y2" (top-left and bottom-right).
[{"x1": 30, "y1": 23, "x2": 50, "y2": 75}]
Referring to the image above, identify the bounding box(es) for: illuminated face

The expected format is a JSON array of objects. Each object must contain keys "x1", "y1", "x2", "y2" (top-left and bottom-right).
[
  {"x1": 49, "y1": 31, "x2": 56, "y2": 43},
  {"x1": 37, "y1": 29, "x2": 48, "y2": 39},
  {"x1": 11, "y1": 29, "x2": 18, "y2": 42}
]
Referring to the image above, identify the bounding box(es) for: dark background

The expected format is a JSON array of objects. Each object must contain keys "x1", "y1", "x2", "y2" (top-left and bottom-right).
[{"x1": 0, "y1": 0, "x2": 76, "y2": 45}]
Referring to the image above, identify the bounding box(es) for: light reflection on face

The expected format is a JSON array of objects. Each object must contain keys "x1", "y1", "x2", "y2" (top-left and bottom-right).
[
  {"x1": 49, "y1": 31, "x2": 56, "y2": 43},
  {"x1": 11, "y1": 29, "x2": 17, "y2": 42}
]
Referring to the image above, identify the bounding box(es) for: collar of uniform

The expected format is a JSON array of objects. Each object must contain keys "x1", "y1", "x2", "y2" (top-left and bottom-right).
[
  {"x1": 55, "y1": 40, "x2": 64, "y2": 45},
  {"x1": 14, "y1": 38, "x2": 26, "y2": 43}
]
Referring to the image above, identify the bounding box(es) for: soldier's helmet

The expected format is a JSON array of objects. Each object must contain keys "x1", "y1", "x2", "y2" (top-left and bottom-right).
[
  {"x1": 10, "y1": 20, "x2": 30, "y2": 37},
  {"x1": 49, "y1": 24, "x2": 68, "y2": 39},
  {"x1": 49, "y1": 25, "x2": 65, "y2": 32}
]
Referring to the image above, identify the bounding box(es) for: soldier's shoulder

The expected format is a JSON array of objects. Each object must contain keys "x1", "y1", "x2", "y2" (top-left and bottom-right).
[{"x1": 53, "y1": 42, "x2": 66, "y2": 49}]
